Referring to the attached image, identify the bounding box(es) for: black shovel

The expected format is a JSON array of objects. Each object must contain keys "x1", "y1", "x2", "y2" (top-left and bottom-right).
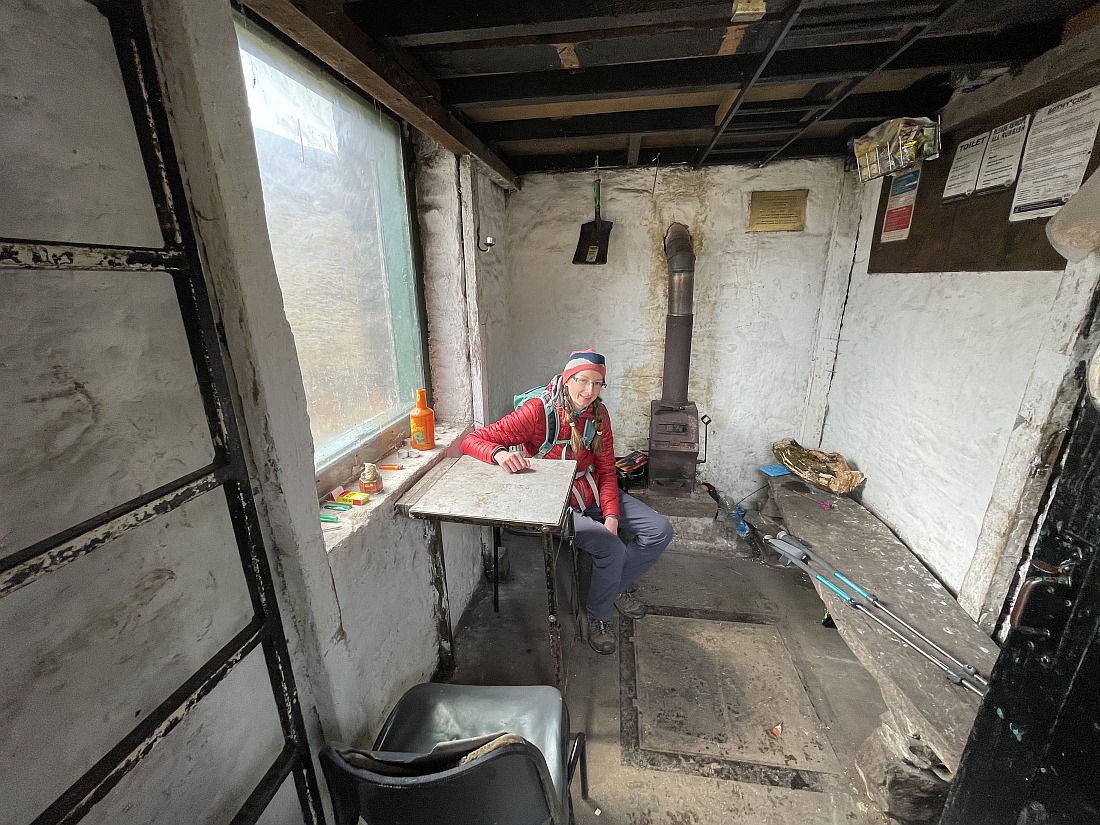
[{"x1": 572, "y1": 178, "x2": 613, "y2": 265}]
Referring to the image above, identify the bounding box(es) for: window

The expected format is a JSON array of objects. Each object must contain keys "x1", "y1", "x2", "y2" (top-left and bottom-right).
[{"x1": 235, "y1": 19, "x2": 426, "y2": 470}]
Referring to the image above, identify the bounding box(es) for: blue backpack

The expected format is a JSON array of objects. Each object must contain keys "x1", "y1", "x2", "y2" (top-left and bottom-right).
[{"x1": 513, "y1": 386, "x2": 597, "y2": 458}]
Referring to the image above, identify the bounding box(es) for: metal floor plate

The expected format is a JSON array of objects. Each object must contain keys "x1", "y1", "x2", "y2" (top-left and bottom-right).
[{"x1": 621, "y1": 610, "x2": 841, "y2": 791}]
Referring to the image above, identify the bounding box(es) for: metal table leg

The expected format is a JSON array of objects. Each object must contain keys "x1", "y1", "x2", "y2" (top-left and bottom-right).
[
  {"x1": 542, "y1": 526, "x2": 565, "y2": 689},
  {"x1": 426, "y1": 517, "x2": 455, "y2": 677},
  {"x1": 493, "y1": 525, "x2": 502, "y2": 613}
]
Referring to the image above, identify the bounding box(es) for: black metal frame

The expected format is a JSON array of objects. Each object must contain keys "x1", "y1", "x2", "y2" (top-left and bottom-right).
[
  {"x1": 691, "y1": 0, "x2": 972, "y2": 169},
  {"x1": 1, "y1": 1, "x2": 323, "y2": 821}
]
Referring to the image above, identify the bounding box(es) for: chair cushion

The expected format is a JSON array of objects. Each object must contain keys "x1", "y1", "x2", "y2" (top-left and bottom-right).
[{"x1": 374, "y1": 684, "x2": 568, "y2": 796}]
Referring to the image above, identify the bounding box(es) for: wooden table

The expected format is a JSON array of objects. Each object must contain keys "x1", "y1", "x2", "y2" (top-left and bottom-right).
[{"x1": 397, "y1": 455, "x2": 578, "y2": 688}]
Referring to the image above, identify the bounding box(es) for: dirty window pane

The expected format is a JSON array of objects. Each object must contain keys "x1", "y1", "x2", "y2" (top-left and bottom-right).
[{"x1": 235, "y1": 21, "x2": 425, "y2": 469}]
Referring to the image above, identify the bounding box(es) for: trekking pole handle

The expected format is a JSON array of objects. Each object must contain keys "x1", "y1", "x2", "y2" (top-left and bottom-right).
[
  {"x1": 776, "y1": 532, "x2": 879, "y2": 602},
  {"x1": 765, "y1": 537, "x2": 856, "y2": 604}
]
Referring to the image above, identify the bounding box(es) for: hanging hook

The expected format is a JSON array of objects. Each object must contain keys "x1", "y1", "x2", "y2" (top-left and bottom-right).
[{"x1": 651, "y1": 152, "x2": 662, "y2": 196}]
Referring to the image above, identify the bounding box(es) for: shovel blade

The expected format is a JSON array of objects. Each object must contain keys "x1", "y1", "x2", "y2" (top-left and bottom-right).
[{"x1": 572, "y1": 218, "x2": 613, "y2": 265}]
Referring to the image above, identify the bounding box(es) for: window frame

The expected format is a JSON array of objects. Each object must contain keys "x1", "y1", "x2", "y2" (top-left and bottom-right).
[{"x1": 233, "y1": 8, "x2": 433, "y2": 498}]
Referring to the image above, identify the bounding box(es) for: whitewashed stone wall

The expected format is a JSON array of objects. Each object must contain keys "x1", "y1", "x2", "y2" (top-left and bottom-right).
[
  {"x1": 500, "y1": 161, "x2": 856, "y2": 506},
  {"x1": 823, "y1": 182, "x2": 1100, "y2": 602}
]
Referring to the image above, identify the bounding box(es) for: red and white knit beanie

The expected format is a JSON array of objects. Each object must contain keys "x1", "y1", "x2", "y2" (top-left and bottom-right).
[{"x1": 562, "y1": 350, "x2": 607, "y2": 384}]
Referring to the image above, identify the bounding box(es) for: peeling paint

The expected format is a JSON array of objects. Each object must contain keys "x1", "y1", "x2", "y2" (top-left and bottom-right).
[{"x1": 0, "y1": 242, "x2": 186, "y2": 271}]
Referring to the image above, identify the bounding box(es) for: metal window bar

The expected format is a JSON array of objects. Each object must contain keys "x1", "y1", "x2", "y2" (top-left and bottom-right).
[
  {"x1": 0, "y1": 466, "x2": 229, "y2": 598},
  {"x1": 31, "y1": 620, "x2": 267, "y2": 825},
  {"x1": 0, "y1": 240, "x2": 189, "y2": 272}
]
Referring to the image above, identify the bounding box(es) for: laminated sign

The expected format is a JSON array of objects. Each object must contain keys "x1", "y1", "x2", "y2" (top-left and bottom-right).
[
  {"x1": 1011, "y1": 85, "x2": 1100, "y2": 221},
  {"x1": 881, "y1": 168, "x2": 921, "y2": 243}
]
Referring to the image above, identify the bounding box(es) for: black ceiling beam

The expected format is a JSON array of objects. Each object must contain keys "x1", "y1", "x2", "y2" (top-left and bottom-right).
[
  {"x1": 412, "y1": 10, "x2": 979, "y2": 80},
  {"x1": 503, "y1": 135, "x2": 845, "y2": 175},
  {"x1": 475, "y1": 82, "x2": 955, "y2": 144},
  {"x1": 405, "y1": 14, "x2": 771, "y2": 55},
  {"x1": 344, "y1": 0, "x2": 746, "y2": 48},
  {"x1": 415, "y1": 28, "x2": 729, "y2": 79},
  {"x1": 795, "y1": 2, "x2": 941, "y2": 27},
  {"x1": 709, "y1": 135, "x2": 847, "y2": 156},
  {"x1": 863, "y1": 22, "x2": 1061, "y2": 71},
  {"x1": 825, "y1": 78, "x2": 954, "y2": 121},
  {"x1": 439, "y1": 26, "x2": 1054, "y2": 110},
  {"x1": 413, "y1": 14, "x2": 934, "y2": 79},
  {"x1": 762, "y1": 24, "x2": 1059, "y2": 80},
  {"x1": 478, "y1": 107, "x2": 716, "y2": 142},
  {"x1": 442, "y1": 54, "x2": 753, "y2": 108},
  {"x1": 477, "y1": 90, "x2": 941, "y2": 145},
  {"x1": 440, "y1": 47, "x2": 871, "y2": 109}
]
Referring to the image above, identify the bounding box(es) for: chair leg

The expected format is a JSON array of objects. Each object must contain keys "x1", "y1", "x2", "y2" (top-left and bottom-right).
[
  {"x1": 567, "y1": 513, "x2": 588, "y2": 642},
  {"x1": 568, "y1": 732, "x2": 589, "y2": 801},
  {"x1": 493, "y1": 525, "x2": 501, "y2": 613}
]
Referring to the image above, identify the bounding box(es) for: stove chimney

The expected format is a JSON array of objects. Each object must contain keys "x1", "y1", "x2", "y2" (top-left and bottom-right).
[{"x1": 648, "y1": 224, "x2": 700, "y2": 495}]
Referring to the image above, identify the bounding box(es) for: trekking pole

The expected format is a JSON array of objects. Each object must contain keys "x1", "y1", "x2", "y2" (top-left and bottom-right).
[
  {"x1": 764, "y1": 536, "x2": 986, "y2": 697},
  {"x1": 774, "y1": 532, "x2": 988, "y2": 687}
]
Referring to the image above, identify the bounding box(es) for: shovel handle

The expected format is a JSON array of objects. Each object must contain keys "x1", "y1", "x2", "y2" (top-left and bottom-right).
[{"x1": 593, "y1": 178, "x2": 601, "y2": 217}]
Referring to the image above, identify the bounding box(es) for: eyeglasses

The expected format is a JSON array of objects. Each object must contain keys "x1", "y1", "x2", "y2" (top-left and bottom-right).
[{"x1": 570, "y1": 377, "x2": 606, "y2": 390}]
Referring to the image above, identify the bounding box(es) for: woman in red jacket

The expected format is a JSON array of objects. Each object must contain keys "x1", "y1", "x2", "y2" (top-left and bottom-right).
[{"x1": 461, "y1": 349, "x2": 674, "y2": 655}]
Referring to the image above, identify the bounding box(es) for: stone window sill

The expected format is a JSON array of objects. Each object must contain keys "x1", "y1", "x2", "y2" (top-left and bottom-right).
[{"x1": 320, "y1": 421, "x2": 469, "y2": 554}]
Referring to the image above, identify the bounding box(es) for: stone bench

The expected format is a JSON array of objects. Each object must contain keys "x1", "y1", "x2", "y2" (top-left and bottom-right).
[{"x1": 764, "y1": 476, "x2": 998, "y2": 824}]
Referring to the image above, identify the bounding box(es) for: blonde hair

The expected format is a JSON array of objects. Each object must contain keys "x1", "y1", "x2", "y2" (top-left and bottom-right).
[{"x1": 562, "y1": 392, "x2": 605, "y2": 455}]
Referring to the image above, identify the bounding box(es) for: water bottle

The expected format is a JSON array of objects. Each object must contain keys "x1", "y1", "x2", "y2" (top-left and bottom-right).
[{"x1": 732, "y1": 506, "x2": 750, "y2": 538}]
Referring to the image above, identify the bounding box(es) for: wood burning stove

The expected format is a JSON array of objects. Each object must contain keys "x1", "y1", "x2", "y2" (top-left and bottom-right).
[{"x1": 648, "y1": 223, "x2": 700, "y2": 495}]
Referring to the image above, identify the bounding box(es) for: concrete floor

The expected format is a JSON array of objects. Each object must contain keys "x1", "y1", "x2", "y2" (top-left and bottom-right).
[{"x1": 447, "y1": 490, "x2": 889, "y2": 825}]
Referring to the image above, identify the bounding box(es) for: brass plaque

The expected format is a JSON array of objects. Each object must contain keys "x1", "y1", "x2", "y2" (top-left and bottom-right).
[{"x1": 748, "y1": 189, "x2": 808, "y2": 232}]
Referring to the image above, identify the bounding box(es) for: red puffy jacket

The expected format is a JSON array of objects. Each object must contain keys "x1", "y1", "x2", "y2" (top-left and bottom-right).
[{"x1": 461, "y1": 390, "x2": 620, "y2": 518}]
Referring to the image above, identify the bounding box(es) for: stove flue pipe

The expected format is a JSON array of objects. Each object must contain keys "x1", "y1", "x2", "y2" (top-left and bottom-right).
[{"x1": 661, "y1": 223, "x2": 696, "y2": 406}]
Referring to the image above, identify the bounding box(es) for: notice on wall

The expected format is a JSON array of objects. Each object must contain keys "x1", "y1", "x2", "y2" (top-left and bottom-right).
[
  {"x1": 975, "y1": 115, "x2": 1030, "y2": 192},
  {"x1": 881, "y1": 167, "x2": 921, "y2": 243},
  {"x1": 1010, "y1": 86, "x2": 1100, "y2": 221},
  {"x1": 748, "y1": 189, "x2": 808, "y2": 231},
  {"x1": 942, "y1": 132, "x2": 989, "y2": 200}
]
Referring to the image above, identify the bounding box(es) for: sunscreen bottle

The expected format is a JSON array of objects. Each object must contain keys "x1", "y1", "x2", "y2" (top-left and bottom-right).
[{"x1": 410, "y1": 388, "x2": 436, "y2": 450}]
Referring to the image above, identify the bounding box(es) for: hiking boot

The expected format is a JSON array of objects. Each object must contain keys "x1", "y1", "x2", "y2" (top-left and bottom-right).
[
  {"x1": 588, "y1": 619, "x2": 616, "y2": 655},
  {"x1": 614, "y1": 590, "x2": 647, "y2": 619}
]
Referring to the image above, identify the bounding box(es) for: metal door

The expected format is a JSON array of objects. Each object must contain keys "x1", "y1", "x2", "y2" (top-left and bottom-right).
[
  {"x1": 941, "y1": 386, "x2": 1100, "y2": 824},
  {"x1": 0, "y1": 0, "x2": 323, "y2": 822}
]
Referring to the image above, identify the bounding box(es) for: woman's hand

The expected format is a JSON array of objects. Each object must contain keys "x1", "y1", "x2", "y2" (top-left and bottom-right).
[
  {"x1": 494, "y1": 449, "x2": 531, "y2": 473},
  {"x1": 603, "y1": 516, "x2": 619, "y2": 535}
]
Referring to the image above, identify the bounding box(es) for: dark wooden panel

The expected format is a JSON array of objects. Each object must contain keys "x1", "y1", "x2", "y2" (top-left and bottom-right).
[{"x1": 868, "y1": 80, "x2": 1100, "y2": 274}]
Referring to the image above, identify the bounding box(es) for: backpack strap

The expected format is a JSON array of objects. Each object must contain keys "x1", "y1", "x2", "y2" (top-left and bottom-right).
[
  {"x1": 570, "y1": 463, "x2": 601, "y2": 510},
  {"x1": 533, "y1": 390, "x2": 559, "y2": 458},
  {"x1": 515, "y1": 387, "x2": 598, "y2": 459}
]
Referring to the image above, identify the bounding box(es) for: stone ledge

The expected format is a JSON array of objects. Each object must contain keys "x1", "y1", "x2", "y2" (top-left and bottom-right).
[
  {"x1": 765, "y1": 477, "x2": 998, "y2": 825},
  {"x1": 321, "y1": 421, "x2": 468, "y2": 555}
]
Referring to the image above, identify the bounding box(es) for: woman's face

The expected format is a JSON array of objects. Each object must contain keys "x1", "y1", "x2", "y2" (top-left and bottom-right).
[{"x1": 566, "y1": 369, "x2": 605, "y2": 410}]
